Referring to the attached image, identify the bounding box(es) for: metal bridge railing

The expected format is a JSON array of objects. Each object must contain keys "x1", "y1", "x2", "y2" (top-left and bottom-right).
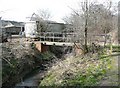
[
  {"x1": 38, "y1": 32, "x2": 111, "y2": 45},
  {"x1": 39, "y1": 32, "x2": 80, "y2": 43}
]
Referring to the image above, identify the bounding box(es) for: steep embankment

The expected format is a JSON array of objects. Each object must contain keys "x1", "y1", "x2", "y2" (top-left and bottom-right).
[
  {"x1": 1, "y1": 37, "x2": 69, "y2": 87},
  {"x1": 1, "y1": 40, "x2": 59, "y2": 87},
  {"x1": 15, "y1": 44, "x2": 71, "y2": 87},
  {"x1": 39, "y1": 49, "x2": 116, "y2": 87}
]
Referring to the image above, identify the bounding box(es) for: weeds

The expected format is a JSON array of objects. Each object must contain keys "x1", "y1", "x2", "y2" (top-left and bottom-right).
[{"x1": 39, "y1": 48, "x2": 112, "y2": 87}]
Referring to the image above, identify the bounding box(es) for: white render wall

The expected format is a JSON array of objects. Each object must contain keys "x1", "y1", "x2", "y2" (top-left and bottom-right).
[{"x1": 25, "y1": 21, "x2": 37, "y2": 38}]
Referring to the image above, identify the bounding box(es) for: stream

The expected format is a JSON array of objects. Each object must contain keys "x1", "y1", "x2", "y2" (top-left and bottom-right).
[
  {"x1": 15, "y1": 67, "x2": 46, "y2": 87},
  {"x1": 14, "y1": 56, "x2": 61, "y2": 88}
]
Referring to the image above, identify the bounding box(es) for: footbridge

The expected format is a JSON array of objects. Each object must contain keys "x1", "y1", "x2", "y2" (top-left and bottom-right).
[
  {"x1": 38, "y1": 32, "x2": 81, "y2": 46},
  {"x1": 29, "y1": 31, "x2": 111, "y2": 53},
  {"x1": 37, "y1": 32, "x2": 110, "y2": 46}
]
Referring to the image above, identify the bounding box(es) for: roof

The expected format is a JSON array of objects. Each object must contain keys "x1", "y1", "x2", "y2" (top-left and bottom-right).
[{"x1": 1, "y1": 20, "x2": 24, "y2": 28}]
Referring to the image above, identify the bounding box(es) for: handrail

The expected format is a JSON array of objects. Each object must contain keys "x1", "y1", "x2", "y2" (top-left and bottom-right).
[{"x1": 37, "y1": 32, "x2": 110, "y2": 43}]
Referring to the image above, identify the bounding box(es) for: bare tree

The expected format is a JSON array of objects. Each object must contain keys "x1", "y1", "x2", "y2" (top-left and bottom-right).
[
  {"x1": 63, "y1": 0, "x2": 117, "y2": 53},
  {"x1": 63, "y1": 0, "x2": 90, "y2": 53},
  {"x1": 84, "y1": 0, "x2": 89, "y2": 53},
  {"x1": 31, "y1": 9, "x2": 52, "y2": 37},
  {"x1": 37, "y1": 9, "x2": 52, "y2": 20}
]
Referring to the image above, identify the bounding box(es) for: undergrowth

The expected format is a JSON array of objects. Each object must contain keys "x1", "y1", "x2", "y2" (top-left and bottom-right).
[
  {"x1": 61, "y1": 56, "x2": 111, "y2": 87},
  {"x1": 39, "y1": 48, "x2": 112, "y2": 87}
]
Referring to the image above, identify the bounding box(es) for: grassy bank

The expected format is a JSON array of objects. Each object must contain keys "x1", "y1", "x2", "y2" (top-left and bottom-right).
[
  {"x1": 106, "y1": 45, "x2": 120, "y2": 52},
  {"x1": 39, "y1": 49, "x2": 112, "y2": 87}
]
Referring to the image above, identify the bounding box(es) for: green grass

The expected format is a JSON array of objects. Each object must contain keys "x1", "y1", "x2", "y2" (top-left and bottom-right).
[
  {"x1": 106, "y1": 45, "x2": 120, "y2": 52},
  {"x1": 39, "y1": 72, "x2": 57, "y2": 86},
  {"x1": 61, "y1": 56, "x2": 111, "y2": 86}
]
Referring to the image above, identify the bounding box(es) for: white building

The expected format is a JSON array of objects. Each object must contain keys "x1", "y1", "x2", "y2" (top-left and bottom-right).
[{"x1": 25, "y1": 21, "x2": 37, "y2": 38}]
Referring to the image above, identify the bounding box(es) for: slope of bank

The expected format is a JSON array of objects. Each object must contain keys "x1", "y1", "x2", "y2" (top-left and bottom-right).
[
  {"x1": 39, "y1": 49, "x2": 117, "y2": 87},
  {"x1": 1, "y1": 41, "x2": 61, "y2": 87}
]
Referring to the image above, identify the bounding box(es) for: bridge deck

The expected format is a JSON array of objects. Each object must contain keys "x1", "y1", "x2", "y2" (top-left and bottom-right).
[
  {"x1": 36, "y1": 32, "x2": 110, "y2": 46},
  {"x1": 40, "y1": 41, "x2": 74, "y2": 46}
]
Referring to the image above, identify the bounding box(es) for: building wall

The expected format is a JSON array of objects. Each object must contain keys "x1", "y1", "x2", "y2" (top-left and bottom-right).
[
  {"x1": 48, "y1": 23, "x2": 65, "y2": 32},
  {"x1": 5, "y1": 27, "x2": 21, "y2": 35},
  {"x1": 25, "y1": 21, "x2": 37, "y2": 37},
  {"x1": 25, "y1": 21, "x2": 73, "y2": 38}
]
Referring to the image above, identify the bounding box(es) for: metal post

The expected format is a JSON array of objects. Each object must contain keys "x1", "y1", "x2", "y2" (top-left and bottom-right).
[
  {"x1": 19, "y1": 27, "x2": 23, "y2": 46},
  {"x1": 40, "y1": 32, "x2": 41, "y2": 41},
  {"x1": 43, "y1": 33, "x2": 45, "y2": 41},
  {"x1": 53, "y1": 32, "x2": 54, "y2": 42}
]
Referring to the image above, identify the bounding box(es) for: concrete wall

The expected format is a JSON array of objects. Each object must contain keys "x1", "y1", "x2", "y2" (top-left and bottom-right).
[
  {"x1": 35, "y1": 42, "x2": 49, "y2": 52},
  {"x1": 41, "y1": 44, "x2": 49, "y2": 52}
]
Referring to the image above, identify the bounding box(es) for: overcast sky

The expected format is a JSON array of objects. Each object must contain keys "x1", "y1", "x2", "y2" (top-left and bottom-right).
[{"x1": 0, "y1": 0, "x2": 119, "y2": 23}]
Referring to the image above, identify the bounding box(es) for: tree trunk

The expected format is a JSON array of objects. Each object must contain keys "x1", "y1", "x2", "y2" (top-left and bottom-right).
[
  {"x1": 85, "y1": 22, "x2": 88, "y2": 53},
  {"x1": 84, "y1": 0, "x2": 88, "y2": 53}
]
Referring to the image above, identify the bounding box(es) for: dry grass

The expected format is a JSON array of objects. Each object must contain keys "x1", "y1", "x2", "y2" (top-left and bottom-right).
[{"x1": 39, "y1": 52, "x2": 112, "y2": 86}]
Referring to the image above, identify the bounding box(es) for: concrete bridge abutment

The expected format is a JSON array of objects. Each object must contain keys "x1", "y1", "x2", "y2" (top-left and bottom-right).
[{"x1": 34, "y1": 42, "x2": 49, "y2": 53}]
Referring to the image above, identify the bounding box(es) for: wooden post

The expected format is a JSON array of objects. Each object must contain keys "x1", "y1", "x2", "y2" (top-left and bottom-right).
[{"x1": 110, "y1": 35, "x2": 112, "y2": 54}]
